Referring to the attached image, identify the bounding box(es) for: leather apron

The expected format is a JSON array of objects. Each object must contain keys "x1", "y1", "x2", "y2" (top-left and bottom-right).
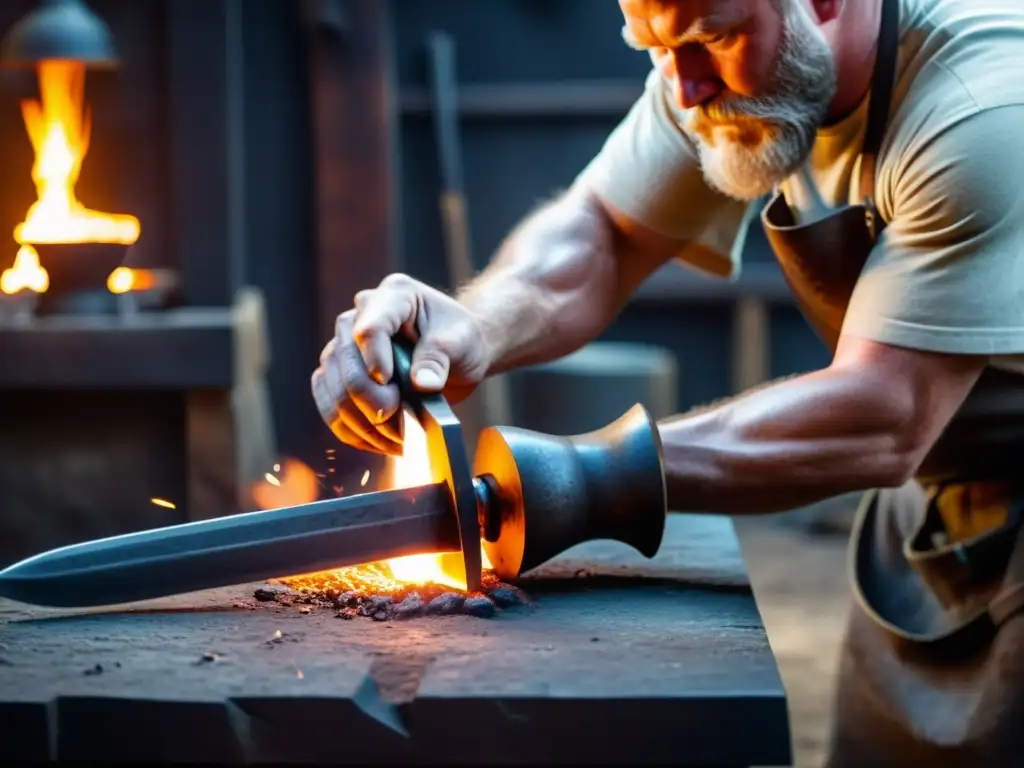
[{"x1": 754, "y1": 0, "x2": 1024, "y2": 764}]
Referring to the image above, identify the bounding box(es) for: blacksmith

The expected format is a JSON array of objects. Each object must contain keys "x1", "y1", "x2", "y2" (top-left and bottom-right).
[{"x1": 312, "y1": 0, "x2": 1024, "y2": 763}]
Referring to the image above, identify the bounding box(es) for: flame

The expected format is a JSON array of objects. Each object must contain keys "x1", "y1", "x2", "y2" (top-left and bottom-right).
[
  {"x1": 4, "y1": 61, "x2": 141, "y2": 296},
  {"x1": 107, "y1": 266, "x2": 156, "y2": 295},
  {"x1": 1, "y1": 245, "x2": 49, "y2": 295},
  {"x1": 251, "y1": 412, "x2": 492, "y2": 594},
  {"x1": 15, "y1": 60, "x2": 140, "y2": 248},
  {"x1": 384, "y1": 411, "x2": 474, "y2": 590}
]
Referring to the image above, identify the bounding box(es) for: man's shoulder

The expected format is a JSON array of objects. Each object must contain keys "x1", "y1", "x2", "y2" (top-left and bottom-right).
[
  {"x1": 879, "y1": 0, "x2": 1024, "y2": 209},
  {"x1": 896, "y1": 0, "x2": 1024, "y2": 114}
]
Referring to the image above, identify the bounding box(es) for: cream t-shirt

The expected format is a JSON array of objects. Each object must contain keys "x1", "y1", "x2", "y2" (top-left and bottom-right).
[{"x1": 577, "y1": 0, "x2": 1024, "y2": 368}]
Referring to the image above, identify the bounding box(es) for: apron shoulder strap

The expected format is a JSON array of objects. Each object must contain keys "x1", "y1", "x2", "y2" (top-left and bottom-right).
[{"x1": 858, "y1": 0, "x2": 901, "y2": 235}]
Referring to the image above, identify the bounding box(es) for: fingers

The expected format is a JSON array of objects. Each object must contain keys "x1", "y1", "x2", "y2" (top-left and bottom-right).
[
  {"x1": 329, "y1": 417, "x2": 384, "y2": 455},
  {"x1": 311, "y1": 365, "x2": 338, "y2": 430},
  {"x1": 409, "y1": 337, "x2": 450, "y2": 392},
  {"x1": 336, "y1": 312, "x2": 402, "y2": 427},
  {"x1": 336, "y1": 401, "x2": 403, "y2": 456},
  {"x1": 312, "y1": 366, "x2": 401, "y2": 456},
  {"x1": 314, "y1": 272, "x2": 474, "y2": 455},
  {"x1": 352, "y1": 278, "x2": 418, "y2": 386},
  {"x1": 311, "y1": 311, "x2": 404, "y2": 454}
]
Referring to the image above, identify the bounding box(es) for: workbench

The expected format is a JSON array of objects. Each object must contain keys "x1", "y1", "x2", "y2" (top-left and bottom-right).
[{"x1": 0, "y1": 515, "x2": 792, "y2": 766}]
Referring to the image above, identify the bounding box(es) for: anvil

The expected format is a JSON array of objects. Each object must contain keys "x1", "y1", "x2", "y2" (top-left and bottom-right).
[{"x1": 0, "y1": 338, "x2": 668, "y2": 608}]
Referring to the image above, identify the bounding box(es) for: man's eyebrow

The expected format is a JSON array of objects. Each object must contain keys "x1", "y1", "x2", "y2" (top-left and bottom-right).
[{"x1": 621, "y1": 8, "x2": 741, "y2": 49}]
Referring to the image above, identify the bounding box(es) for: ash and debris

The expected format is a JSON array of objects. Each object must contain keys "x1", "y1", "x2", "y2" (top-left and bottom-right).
[
  {"x1": 250, "y1": 572, "x2": 532, "y2": 621},
  {"x1": 265, "y1": 629, "x2": 303, "y2": 646}
]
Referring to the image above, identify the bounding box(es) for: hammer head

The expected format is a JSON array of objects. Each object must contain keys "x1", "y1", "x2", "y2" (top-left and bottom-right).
[
  {"x1": 472, "y1": 404, "x2": 668, "y2": 582},
  {"x1": 391, "y1": 337, "x2": 668, "y2": 590}
]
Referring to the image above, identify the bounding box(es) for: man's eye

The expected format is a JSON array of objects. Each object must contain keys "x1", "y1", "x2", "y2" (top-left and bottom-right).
[{"x1": 705, "y1": 32, "x2": 738, "y2": 48}]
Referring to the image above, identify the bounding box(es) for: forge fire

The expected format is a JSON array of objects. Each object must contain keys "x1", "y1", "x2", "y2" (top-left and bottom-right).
[
  {"x1": 1, "y1": 59, "x2": 148, "y2": 296},
  {"x1": 248, "y1": 414, "x2": 531, "y2": 621}
]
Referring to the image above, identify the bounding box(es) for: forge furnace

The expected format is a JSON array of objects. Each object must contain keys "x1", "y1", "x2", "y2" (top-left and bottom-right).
[{"x1": 0, "y1": 0, "x2": 281, "y2": 566}]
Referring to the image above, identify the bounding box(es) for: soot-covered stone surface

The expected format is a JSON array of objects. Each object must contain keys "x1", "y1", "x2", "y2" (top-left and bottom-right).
[{"x1": 0, "y1": 515, "x2": 791, "y2": 766}]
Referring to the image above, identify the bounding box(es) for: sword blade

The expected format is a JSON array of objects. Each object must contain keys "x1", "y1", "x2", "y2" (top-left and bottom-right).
[{"x1": 0, "y1": 483, "x2": 459, "y2": 608}]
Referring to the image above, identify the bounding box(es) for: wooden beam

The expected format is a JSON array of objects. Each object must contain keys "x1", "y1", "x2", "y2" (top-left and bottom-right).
[
  {"x1": 731, "y1": 296, "x2": 770, "y2": 393},
  {"x1": 632, "y1": 262, "x2": 794, "y2": 304},
  {"x1": 400, "y1": 80, "x2": 643, "y2": 120},
  {"x1": 0, "y1": 289, "x2": 271, "y2": 391},
  {"x1": 304, "y1": 0, "x2": 398, "y2": 481},
  {"x1": 163, "y1": 0, "x2": 247, "y2": 306},
  {"x1": 306, "y1": 0, "x2": 399, "y2": 341}
]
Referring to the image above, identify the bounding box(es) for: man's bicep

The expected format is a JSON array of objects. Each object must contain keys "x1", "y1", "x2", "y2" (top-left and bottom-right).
[
  {"x1": 832, "y1": 334, "x2": 985, "y2": 461},
  {"x1": 596, "y1": 195, "x2": 691, "y2": 305},
  {"x1": 843, "y1": 104, "x2": 1024, "y2": 356}
]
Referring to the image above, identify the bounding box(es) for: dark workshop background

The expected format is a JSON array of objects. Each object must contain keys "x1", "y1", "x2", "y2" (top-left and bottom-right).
[{"x1": 0, "y1": 0, "x2": 829, "y2": 473}]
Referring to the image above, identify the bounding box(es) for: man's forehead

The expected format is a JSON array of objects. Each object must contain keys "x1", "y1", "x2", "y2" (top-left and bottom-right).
[{"x1": 620, "y1": 0, "x2": 750, "y2": 44}]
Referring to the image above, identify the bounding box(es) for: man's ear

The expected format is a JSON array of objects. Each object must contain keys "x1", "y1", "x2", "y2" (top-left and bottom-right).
[{"x1": 808, "y1": 0, "x2": 841, "y2": 23}]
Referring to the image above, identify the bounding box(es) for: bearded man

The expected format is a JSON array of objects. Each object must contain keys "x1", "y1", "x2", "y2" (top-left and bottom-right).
[{"x1": 312, "y1": 1, "x2": 1024, "y2": 763}]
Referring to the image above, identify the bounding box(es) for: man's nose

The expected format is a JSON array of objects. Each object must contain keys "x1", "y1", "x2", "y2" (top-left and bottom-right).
[{"x1": 669, "y1": 48, "x2": 722, "y2": 109}]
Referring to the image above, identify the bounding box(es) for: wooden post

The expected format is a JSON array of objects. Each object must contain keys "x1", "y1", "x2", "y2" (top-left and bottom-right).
[
  {"x1": 731, "y1": 296, "x2": 770, "y2": 394},
  {"x1": 304, "y1": 0, "x2": 399, "y2": 483},
  {"x1": 306, "y1": 0, "x2": 399, "y2": 341}
]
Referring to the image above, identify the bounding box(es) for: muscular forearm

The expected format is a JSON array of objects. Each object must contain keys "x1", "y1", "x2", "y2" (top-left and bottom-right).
[
  {"x1": 456, "y1": 190, "x2": 622, "y2": 375},
  {"x1": 659, "y1": 366, "x2": 922, "y2": 515}
]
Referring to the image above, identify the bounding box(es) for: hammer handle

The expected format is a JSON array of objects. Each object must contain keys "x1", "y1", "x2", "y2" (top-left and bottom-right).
[
  {"x1": 391, "y1": 334, "x2": 418, "y2": 404},
  {"x1": 391, "y1": 333, "x2": 452, "y2": 425}
]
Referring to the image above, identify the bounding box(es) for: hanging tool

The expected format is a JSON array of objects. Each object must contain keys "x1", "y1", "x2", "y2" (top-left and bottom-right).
[{"x1": 426, "y1": 30, "x2": 512, "y2": 437}]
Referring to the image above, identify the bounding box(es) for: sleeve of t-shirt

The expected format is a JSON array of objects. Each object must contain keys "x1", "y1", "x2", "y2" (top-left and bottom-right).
[
  {"x1": 574, "y1": 70, "x2": 748, "y2": 279},
  {"x1": 842, "y1": 104, "x2": 1024, "y2": 355}
]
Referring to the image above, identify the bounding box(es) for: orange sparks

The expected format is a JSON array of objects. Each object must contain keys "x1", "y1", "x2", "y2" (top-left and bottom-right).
[{"x1": 151, "y1": 498, "x2": 176, "y2": 509}]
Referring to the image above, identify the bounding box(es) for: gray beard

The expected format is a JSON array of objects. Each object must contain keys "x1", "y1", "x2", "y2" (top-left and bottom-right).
[{"x1": 682, "y1": 3, "x2": 838, "y2": 202}]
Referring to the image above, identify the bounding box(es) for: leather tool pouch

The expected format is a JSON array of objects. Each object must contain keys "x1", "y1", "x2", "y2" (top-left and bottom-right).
[{"x1": 831, "y1": 481, "x2": 1024, "y2": 764}]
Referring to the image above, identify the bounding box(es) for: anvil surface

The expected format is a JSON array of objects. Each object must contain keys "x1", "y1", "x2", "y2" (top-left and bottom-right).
[{"x1": 0, "y1": 514, "x2": 791, "y2": 766}]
